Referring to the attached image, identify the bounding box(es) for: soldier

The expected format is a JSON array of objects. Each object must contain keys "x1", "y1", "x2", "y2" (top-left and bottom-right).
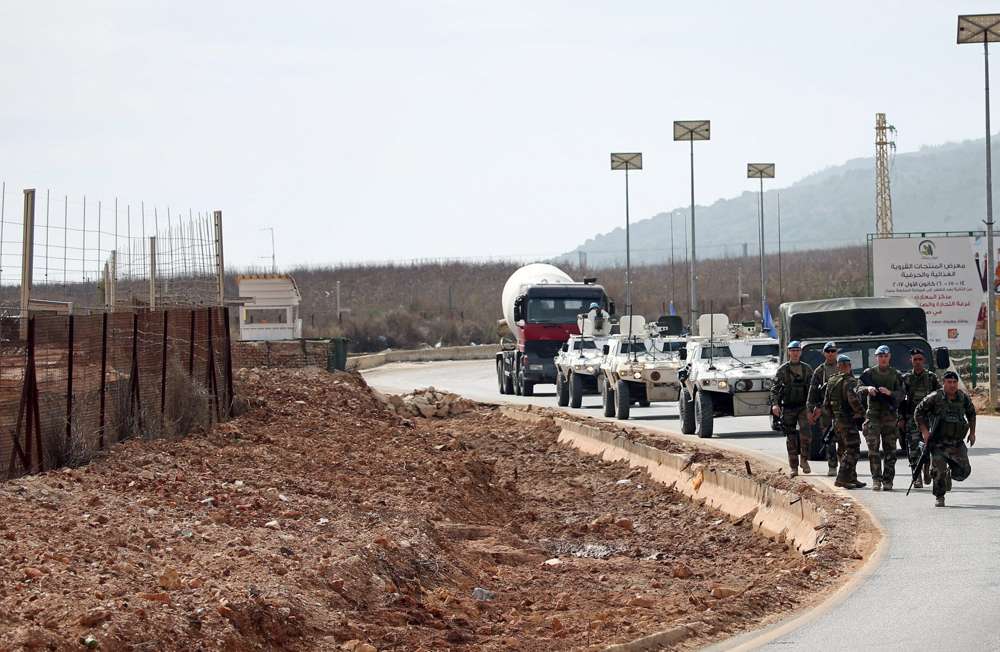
[
  {"x1": 856, "y1": 344, "x2": 905, "y2": 491},
  {"x1": 808, "y1": 341, "x2": 840, "y2": 477},
  {"x1": 901, "y1": 349, "x2": 940, "y2": 489},
  {"x1": 823, "y1": 353, "x2": 866, "y2": 489},
  {"x1": 914, "y1": 370, "x2": 976, "y2": 507},
  {"x1": 770, "y1": 341, "x2": 814, "y2": 477}
]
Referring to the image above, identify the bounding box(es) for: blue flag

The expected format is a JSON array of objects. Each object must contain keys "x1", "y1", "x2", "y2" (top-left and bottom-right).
[
  {"x1": 763, "y1": 303, "x2": 778, "y2": 338},
  {"x1": 668, "y1": 300, "x2": 677, "y2": 316}
]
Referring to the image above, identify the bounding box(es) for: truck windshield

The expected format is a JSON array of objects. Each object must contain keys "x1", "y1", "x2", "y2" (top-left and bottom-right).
[
  {"x1": 527, "y1": 297, "x2": 595, "y2": 324},
  {"x1": 801, "y1": 340, "x2": 932, "y2": 373},
  {"x1": 750, "y1": 344, "x2": 779, "y2": 357},
  {"x1": 701, "y1": 346, "x2": 732, "y2": 359},
  {"x1": 573, "y1": 340, "x2": 597, "y2": 350},
  {"x1": 620, "y1": 341, "x2": 647, "y2": 354},
  {"x1": 660, "y1": 341, "x2": 685, "y2": 352}
]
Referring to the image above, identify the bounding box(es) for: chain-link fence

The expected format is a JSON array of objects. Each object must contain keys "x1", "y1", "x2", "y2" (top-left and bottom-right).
[{"x1": 2, "y1": 306, "x2": 234, "y2": 480}]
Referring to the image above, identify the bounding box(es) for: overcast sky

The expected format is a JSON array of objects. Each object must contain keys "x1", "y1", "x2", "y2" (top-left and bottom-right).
[{"x1": 1, "y1": 1, "x2": 997, "y2": 268}]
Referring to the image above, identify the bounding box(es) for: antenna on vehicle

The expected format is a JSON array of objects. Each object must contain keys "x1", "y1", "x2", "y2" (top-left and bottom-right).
[{"x1": 709, "y1": 302, "x2": 715, "y2": 370}]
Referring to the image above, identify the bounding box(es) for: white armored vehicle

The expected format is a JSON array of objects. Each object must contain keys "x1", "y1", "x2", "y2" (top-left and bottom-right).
[
  {"x1": 678, "y1": 314, "x2": 780, "y2": 438},
  {"x1": 554, "y1": 311, "x2": 612, "y2": 408},
  {"x1": 598, "y1": 316, "x2": 685, "y2": 420}
]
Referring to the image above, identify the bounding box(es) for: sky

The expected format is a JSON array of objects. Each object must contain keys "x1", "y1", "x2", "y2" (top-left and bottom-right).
[{"x1": 0, "y1": 1, "x2": 997, "y2": 269}]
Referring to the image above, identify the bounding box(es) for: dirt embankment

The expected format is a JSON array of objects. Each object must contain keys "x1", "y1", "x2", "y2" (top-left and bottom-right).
[{"x1": 0, "y1": 368, "x2": 870, "y2": 651}]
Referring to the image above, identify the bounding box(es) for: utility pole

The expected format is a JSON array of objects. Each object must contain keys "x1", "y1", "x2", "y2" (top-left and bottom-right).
[
  {"x1": 875, "y1": 112, "x2": 896, "y2": 236},
  {"x1": 748, "y1": 163, "x2": 776, "y2": 326},
  {"x1": 674, "y1": 120, "x2": 711, "y2": 333}
]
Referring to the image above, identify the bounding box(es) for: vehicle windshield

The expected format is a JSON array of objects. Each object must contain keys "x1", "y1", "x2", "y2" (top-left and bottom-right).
[
  {"x1": 801, "y1": 339, "x2": 932, "y2": 373},
  {"x1": 573, "y1": 340, "x2": 597, "y2": 350},
  {"x1": 620, "y1": 341, "x2": 647, "y2": 354},
  {"x1": 660, "y1": 341, "x2": 686, "y2": 352},
  {"x1": 750, "y1": 343, "x2": 779, "y2": 357},
  {"x1": 527, "y1": 297, "x2": 600, "y2": 324},
  {"x1": 701, "y1": 345, "x2": 732, "y2": 359}
]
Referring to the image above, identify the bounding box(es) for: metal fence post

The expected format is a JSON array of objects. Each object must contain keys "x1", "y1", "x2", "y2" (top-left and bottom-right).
[
  {"x1": 205, "y1": 307, "x2": 220, "y2": 420},
  {"x1": 222, "y1": 307, "x2": 235, "y2": 417},
  {"x1": 20, "y1": 189, "x2": 35, "y2": 340},
  {"x1": 98, "y1": 312, "x2": 108, "y2": 448},
  {"x1": 188, "y1": 309, "x2": 195, "y2": 376},
  {"x1": 160, "y1": 310, "x2": 168, "y2": 419},
  {"x1": 65, "y1": 315, "x2": 74, "y2": 445}
]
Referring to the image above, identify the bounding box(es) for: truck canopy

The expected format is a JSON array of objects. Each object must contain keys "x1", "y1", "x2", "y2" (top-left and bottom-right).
[{"x1": 779, "y1": 297, "x2": 927, "y2": 347}]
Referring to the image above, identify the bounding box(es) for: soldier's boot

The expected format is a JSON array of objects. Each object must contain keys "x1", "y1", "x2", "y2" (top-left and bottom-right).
[
  {"x1": 912, "y1": 471, "x2": 923, "y2": 490},
  {"x1": 827, "y1": 463, "x2": 837, "y2": 477},
  {"x1": 851, "y1": 479, "x2": 867, "y2": 489},
  {"x1": 799, "y1": 456, "x2": 811, "y2": 474},
  {"x1": 872, "y1": 479, "x2": 883, "y2": 492},
  {"x1": 788, "y1": 455, "x2": 799, "y2": 478},
  {"x1": 935, "y1": 495, "x2": 946, "y2": 507}
]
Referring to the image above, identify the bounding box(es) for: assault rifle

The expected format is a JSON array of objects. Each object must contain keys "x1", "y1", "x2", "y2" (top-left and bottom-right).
[{"x1": 906, "y1": 415, "x2": 939, "y2": 496}]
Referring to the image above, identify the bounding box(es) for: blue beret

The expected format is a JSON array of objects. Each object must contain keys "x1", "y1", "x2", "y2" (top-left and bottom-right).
[
  {"x1": 787, "y1": 340, "x2": 801, "y2": 350},
  {"x1": 837, "y1": 354, "x2": 851, "y2": 364},
  {"x1": 823, "y1": 341, "x2": 838, "y2": 352},
  {"x1": 875, "y1": 345, "x2": 891, "y2": 355}
]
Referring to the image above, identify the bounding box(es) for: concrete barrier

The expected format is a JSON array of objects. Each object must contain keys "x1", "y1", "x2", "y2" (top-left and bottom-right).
[
  {"x1": 346, "y1": 344, "x2": 495, "y2": 371},
  {"x1": 500, "y1": 406, "x2": 824, "y2": 553}
]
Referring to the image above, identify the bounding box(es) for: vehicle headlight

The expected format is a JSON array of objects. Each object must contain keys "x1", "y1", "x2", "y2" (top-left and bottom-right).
[
  {"x1": 633, "y1": 372, "x2": 642, "y2": 379},
  {"x1": 717, "y1": 380, "x2": 728, "y2": 389},
  {"x1": 586, "y1": 365, "x2": 595, "y2": 373}
]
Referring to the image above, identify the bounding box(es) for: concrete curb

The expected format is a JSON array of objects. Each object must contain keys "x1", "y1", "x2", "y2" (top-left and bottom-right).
[
  {"x1": 347, "y1": 344, "x2": 495, "y2": 371},
  {"x1": 600, "y1": 625, "x2": 693, "y2": 652},
  {"x1": 501, "y1": 406, "x2": 824, "y2": 553}
]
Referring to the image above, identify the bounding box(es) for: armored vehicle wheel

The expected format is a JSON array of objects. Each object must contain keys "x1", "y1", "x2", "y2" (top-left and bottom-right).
[
  {"x1": 523, "y1": 381, "x2": 534, "y2": 396},
  {"x1": 615, "y1": 380, "x2": 631, "y2": 420},
  {"x1": 569, "y1": 373, "x2": 584, "y2": 408},
  {"x1": 555, "y1": 372, "x2": 569, "y2": 406},
  {"x1": 601, "y1": 378, "x2": 616, "y2": 417},
  {"x1": 695, "y1": 390, "x2": 714, "y2": 438},
  {"x1": 679, "y1": 388, "x2": 696, "y2": 434},
  {"x1": 639, "y1": 401, "x2": 651, "y2": 408}
]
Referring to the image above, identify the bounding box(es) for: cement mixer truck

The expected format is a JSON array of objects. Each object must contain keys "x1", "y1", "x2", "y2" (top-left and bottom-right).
[{"x1": 496, "y1": 264, "x2": 611, "y2": 396}]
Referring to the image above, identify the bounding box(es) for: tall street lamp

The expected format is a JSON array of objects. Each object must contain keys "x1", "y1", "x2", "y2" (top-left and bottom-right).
[
  {"x1": 611, "y1": 152, "x2": 642, "y2": 332},
  {"x1": 748, "y1": 163, "x2": 775, "y2": 324},
  {"x1": 674, "y1": 120, "x2": 710, "y2": 332},
  {"x1": 959, "y1": 14, "x2": 1000, "y2": 408}
]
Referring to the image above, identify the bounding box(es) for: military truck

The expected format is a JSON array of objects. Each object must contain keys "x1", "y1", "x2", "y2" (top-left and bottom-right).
[{"x1": 778, "y1": 297, "x2": 953, "y2": 460}]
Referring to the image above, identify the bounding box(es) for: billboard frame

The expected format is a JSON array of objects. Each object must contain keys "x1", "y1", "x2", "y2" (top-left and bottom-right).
[{"x1": 866, "y1": 231, "x2": 985, "y2": 295}]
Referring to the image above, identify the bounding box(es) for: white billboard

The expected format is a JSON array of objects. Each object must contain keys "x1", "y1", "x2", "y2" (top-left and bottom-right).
[{"x1": 872, "y1": 234, "x2": 990, "y2": 349}]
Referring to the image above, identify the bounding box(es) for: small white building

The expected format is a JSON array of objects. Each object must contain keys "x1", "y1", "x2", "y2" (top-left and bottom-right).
[{"x1": 237, "y1": 274, "x2": 303, "y2": 341}]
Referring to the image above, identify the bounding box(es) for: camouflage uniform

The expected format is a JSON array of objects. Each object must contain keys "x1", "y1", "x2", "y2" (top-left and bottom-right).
[
  {"x1": 770, "y1": 360, "x2": 814, "y2": 472},
  {"x1": 914, "y1": 389, "x2": 975, "y2": 500},
  {"x1": 901, "y1": 369, "x2": 940, "y2": 471},
  {"x1": 856, "y1": 366, "x2": 905, "y2": 488},
  {"x1": 823, "y1": 371, "x2": 865, "y2": 486},
  {"x1": 808, "y1": 361, "x2": 840, "y2": 474}
]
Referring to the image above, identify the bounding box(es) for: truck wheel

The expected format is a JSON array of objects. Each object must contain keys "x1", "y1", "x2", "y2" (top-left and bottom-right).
[
  {"x1": 497, "y1": 360, "x2": 508, "y2": 395},
  {"x1": 615, "y1": 380, "x2": 631, "y2": 420},
  {"x1": 679, "y1": 388, "x2": 696, "y2": 434},
  {"x1": 695, "y1": 390, "x2": 714, "y2": 438},
  {"x1": 569, "y1": 373, "x2": 584, "y2": 408},
  {"x1": 523, "y1": 381, "x2": 534, "y2": 397},
  {"x1": 513, "y1": 368, "x2": 523, "y2": 395},
  {"x1": 601, "y1": 378, "x2": 616, "y2": 417},
  {"x1": 556, "y1": 372, "x2": 569, "y2": 406}
]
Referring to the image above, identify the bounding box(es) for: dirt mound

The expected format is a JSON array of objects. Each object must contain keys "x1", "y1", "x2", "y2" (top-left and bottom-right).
[
  {"x1": 0, "y1": 368, "x2": 867, "y2": 650},
  {"x1": 376, "y1": 387, "x2": 474, "y2": 419}
]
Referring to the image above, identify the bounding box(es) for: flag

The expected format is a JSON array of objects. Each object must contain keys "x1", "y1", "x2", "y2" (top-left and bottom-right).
[
  {"x1": 763, "y1": 303, "x2": 778, "y2": 339},
  {"x1": 668, "y1": 300, "x2": 677, "y2": 316}
]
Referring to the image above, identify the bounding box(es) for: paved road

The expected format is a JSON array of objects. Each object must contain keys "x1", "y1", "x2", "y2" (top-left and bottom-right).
[{"x1": 364, "y1": 360, "x2": 1000, "y2": 650}]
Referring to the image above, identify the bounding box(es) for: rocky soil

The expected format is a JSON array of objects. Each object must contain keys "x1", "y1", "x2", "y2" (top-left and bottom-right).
[{"x1": 0, "y1": 368, "x2": 870, "y2": 651}]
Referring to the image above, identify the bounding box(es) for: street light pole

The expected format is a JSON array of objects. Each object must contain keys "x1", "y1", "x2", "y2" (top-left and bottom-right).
[
  {"x1": 748, "y1": 163, "x2": 776, "y2": 326},
  {"x1": 959, "y1": 14, "x2": 1000, "y2": 408},
  {"x1": 611, "y1": 153, "x2": 643, "y2": 333},
  {"x1": 777, "y1": 191, "x2": 783, "y2": 302},
  {"x1": 670, "y1": 212, "x2": 676, "y2": 307},
  {"x1": 674, "y1": 121, "x2": 711, "y2": 333}
]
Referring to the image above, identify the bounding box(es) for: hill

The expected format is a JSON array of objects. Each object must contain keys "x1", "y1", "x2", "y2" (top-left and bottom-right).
[{"x1": 561, "y1": 136, "x2": 997, "y2": 267}]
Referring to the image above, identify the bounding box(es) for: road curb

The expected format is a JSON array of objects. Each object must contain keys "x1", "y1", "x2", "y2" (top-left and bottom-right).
[
  {"x1": 501, "y1": 405, "x2": 825, "y2": 552},
  {"x1": 347, "y1": 345, "x2": 495, "y2": 371}
]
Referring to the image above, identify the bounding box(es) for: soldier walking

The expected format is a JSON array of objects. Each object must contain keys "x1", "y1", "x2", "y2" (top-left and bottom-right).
[
  {"x1": 823, "y1": 353, "x2": 866, "y2": 489},
  {"x1": 914, "y1": 370, "x2": 976, "y2": 507},
  {"x1": 857, "y1": 345, "x2": 905, "y2": 491},
  {"x1": 770, "y1": 341, "x2": 814, "y2": 477},
  {"x1": 901, "y1": 349, "x2": 940, "y2": 489},
  {"x1": 809, "y1": 342, "x2": 841, "y2": 477}
]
